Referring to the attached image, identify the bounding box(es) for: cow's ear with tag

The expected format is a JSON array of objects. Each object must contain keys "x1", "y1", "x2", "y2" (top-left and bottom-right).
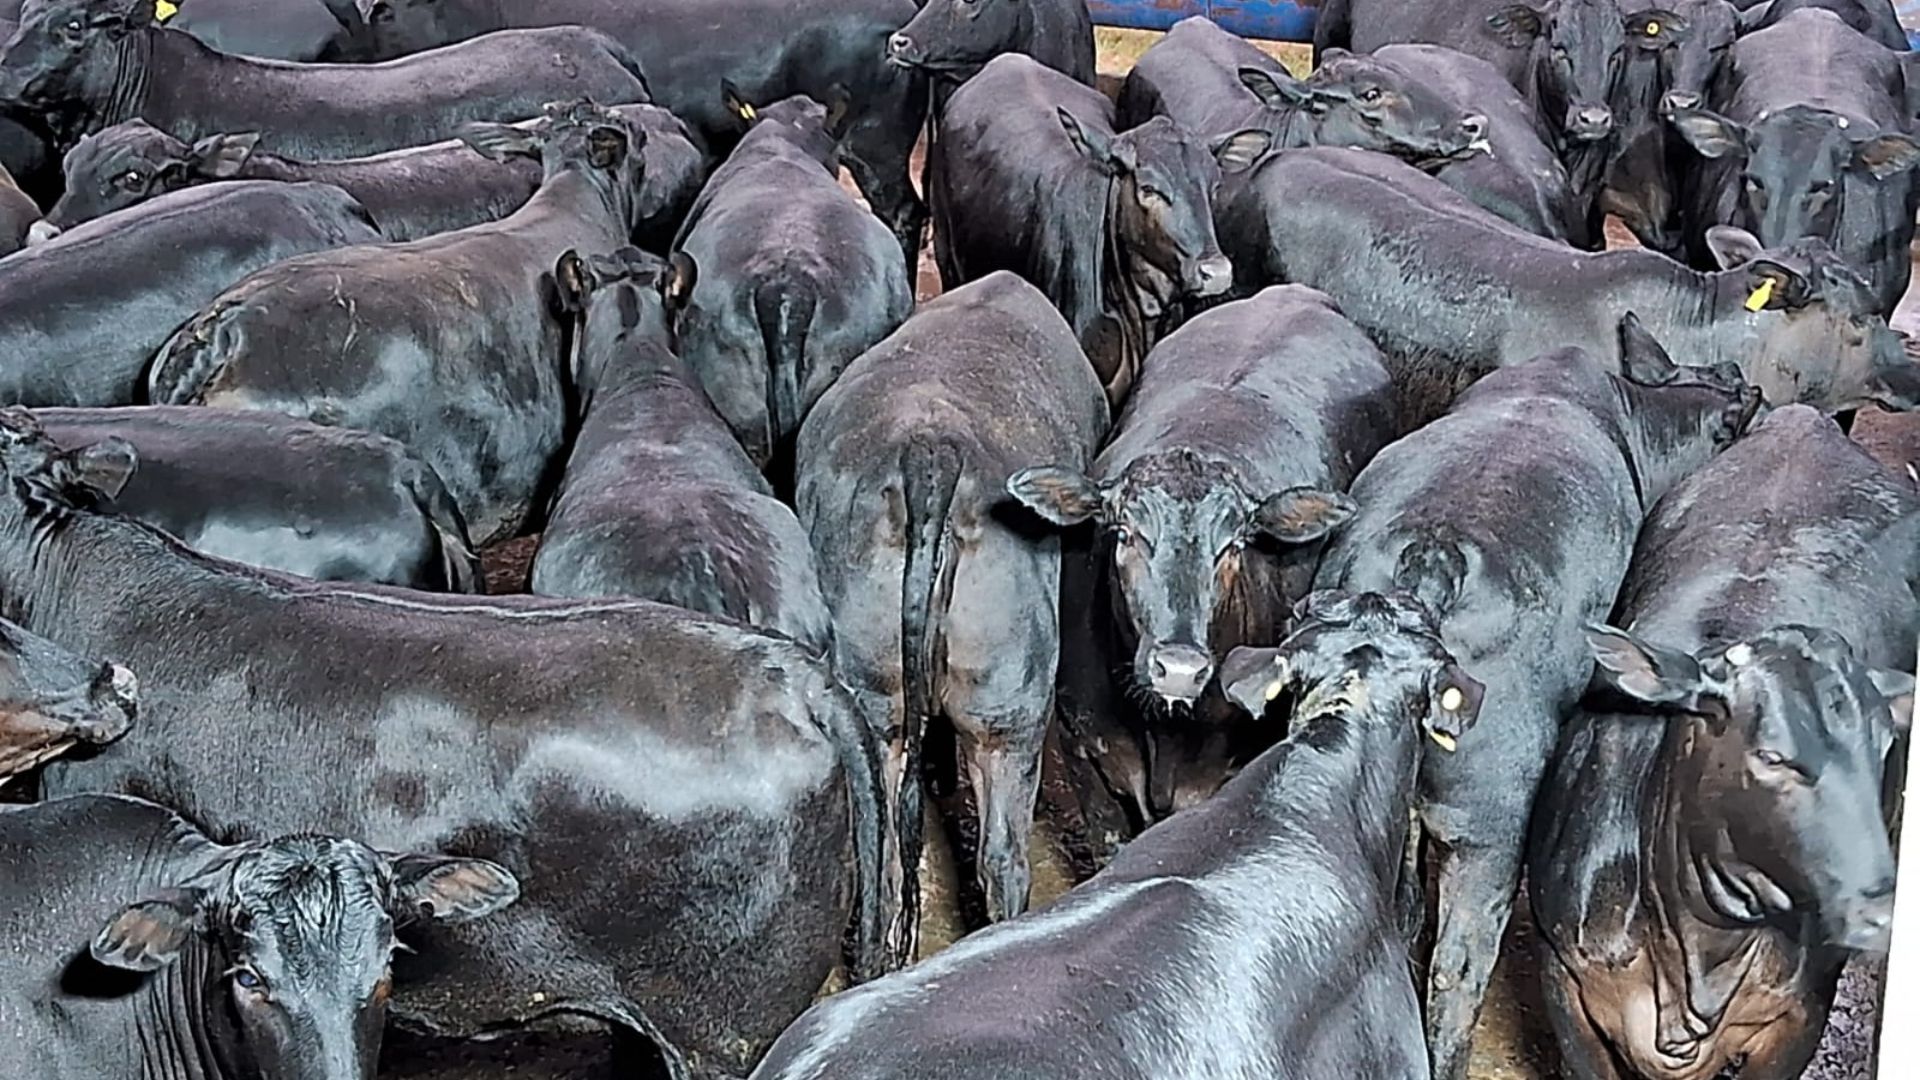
[
  {"x1": 92, "y1": 888, "x2": 204, "y2": 972},
  {"x1": 553, "y1": 250, "x2": 596, "y2": 315},
  {"x1": 721, "y1": 79, "x2": 758, "y2": 125},
  {"x1": 1220, "y1": 645, "x2": 1290, "y2": 719},
  {"x1": 662, "y1": 251, "x2": 698, "y2": 313}
]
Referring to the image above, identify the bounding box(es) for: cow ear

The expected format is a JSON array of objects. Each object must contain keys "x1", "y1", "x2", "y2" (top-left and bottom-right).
[
  {"x1": 1210, "y1": 128, "x2": 1272, "y2": 174},
  {"x1": 1426, "y1": 663, "x2": 1486, "y2": 746},
  {"x1": 1250, "y1": 487, "x2": 1357, "y2": 545},
  {"x1": 1238, "y1": 66, "x2": 1311, "y2": 109},
  {"x1": 586, "y1": 125, "x2": 631, "y2": 170},
  {"x1": 92, "y1": 888, "x2": 203, "y2": 972},
  {"x1": 1006, "y1": 465, "x2": 1103, "y2": 527},
  {"x1": 356, "y1": 0, "x2": 389, "y2": 20},
  {"x1": 1854, "y1": 134, "x2": 1920, "y2": 181},
  {"x1": 1670, "y1": 107, "x2": 1747, "y2": 160},
  {"x1": 188, "y1": 132, "x2": 260, "y2": 180},
  {"x1": 1220, "y1": 645, "x2": 1291, "y2": 718},
  {"x1": 1586, "y1": 625, "x2": 1708, "y2": 706},
  {"x1": 1870, "y1": 668, "x2": 1916, "y2": 734},
  {"x1": 1486, "y1": 4, "x2": 1545, "y2": 46},
  {"x1": 662, "y1": 251, "x2": 698, "y2": 312},
  {"x1": 457, "y1": 122, "x2": 539, "y2": 163},
  {"x1": 721, "y1": 79, "x2": 757, "y2": 125},
  {"x1": 317, "y1": 0, "x2": 365, "y2": 29},
  {"x1": 388, "y1": 853, "x2": 520, "y2": 924},
  {"x1": 823, "y1": 84, "x2": 855, "y2": 140},
  {"x1": 1618, "y1": 312, "x2": 1680, "y2": 386},
  {"x1": 1057, "y1": 107, "x2": 1128, "y2": 174},
  {"x1": 554, "y1": 249, "x2": 596, "y2": 315},
  {"x1": 53, "y1": 438, "x2": 137, "y2": 502},
  {"x1": 1703, "y1": 224, "x2": 1766, "y2": 271}
]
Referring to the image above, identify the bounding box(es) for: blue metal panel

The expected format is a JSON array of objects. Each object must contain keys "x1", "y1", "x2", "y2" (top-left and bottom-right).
[{"x1": 1086, "y1": 0, "x2": 1320, "y2": 42}]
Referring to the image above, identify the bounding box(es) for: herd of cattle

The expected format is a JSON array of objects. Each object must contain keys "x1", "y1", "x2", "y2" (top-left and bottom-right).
[{"x1": 0, "y1": 0, "x2": 1915, "y2": 1077}]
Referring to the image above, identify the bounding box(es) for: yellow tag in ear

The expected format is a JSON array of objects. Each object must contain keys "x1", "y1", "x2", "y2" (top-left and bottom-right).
[
  {"x1": 155, "y1": 0, "x2": 178, "y2": 21},
  {"x1": 1440, "y1": 686, "x2": 1465, "y2": 712},
  {"x1": 1645, "y1": 20, "x2": 1660, "y2": 34},
  {"x1": 1745, "y1": 277, "x2": 1775, "y2": 312},
  {"x1": 1429, "y1": 730, "x2": 1459, "y2": 753},
  {"x1": 739, "y1": 102, "x2": 757, "y2": 121}
]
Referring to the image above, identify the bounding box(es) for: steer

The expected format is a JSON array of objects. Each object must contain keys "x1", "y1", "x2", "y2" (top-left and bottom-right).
[
  {"x1": 1672, "y1": 9, "x2": 1920, "y2": 316},
  {"x1": 148, "y1": 101, "x2": 650, "y2": 545},
  {"x1": 33, "y1": 406, "x2": 480, "y2": 590},
  {"x1": 1217, "y1": 147, "x2": 1920, "y2": 424},
  {"x1": 1530, "y1": 404, "x2": 1920, "y2": 1080},
  {"x1": 530, "y1": 247, "x2": 834, "y2": 653},
  {"x1": 0, "y1": 618, "x2": 133, "y2": 788},
  {"x1": 42, "y1": 103, "x2": 704, "y2": 246},
  {"x1": 1314, "y1": 330, "x2": 1758, "y2": 1080},
  {"x1": 168, "y1": 0, "x2": 359, "y2": 61},
  {"x1": 0, "y1": 794, "x2": 518, "y2": 1080},
  {"x1": 1741, "y1": 0, "x2": 1911, "y2": 49},
  {"x1": 0, "y1": 1, "x2": 650, "y2": 155},
  {"x1": 0, "y1": 179, "x2": 379, "y2": 407},
  {"x1": 0, "y1": 409, "x2": 895, "y2": 1080},
  {"x1": 750, "y1": 591, "x2": 1486, "y2": 1080},
  {"x1": 932, "y1": 53, "x2": 1264, "y2": 406},
  {"x1": 1117, "y1": 19, "x2": 1490, "y2": 172},
  {"x1": 314, "y1": 0, "x2": 933, "y2": 271},
  {"x1": 885, "y1": 0, "x2": 1095, "y2": 85},
  {"x1": 796, "y1": 272, "x2": 1108, "y2": 935},
  {"x1": 674, "y1": 92, "x2": 913, "y2": 469},
  {"x1": 1008, "y1": 285, "x2": 1398, "y2": 823}
]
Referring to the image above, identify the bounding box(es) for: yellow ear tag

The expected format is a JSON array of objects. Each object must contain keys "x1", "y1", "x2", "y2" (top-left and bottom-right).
[
  {"x1": 155, "y1": 0, "x2": 178, "y2": 21},
  {"x1": 1646, "y1": 21, "x2": 1660, "y2": 34},
  {"x1": 1429, "y1": 730, "x2": 1459, "y2": 752},
  {"x1": 1745, "y1": 277, "x2": 1775, "y2": 312},
  {"x1": 739, "y1": 102, "x2": 757, "y2": 121}
]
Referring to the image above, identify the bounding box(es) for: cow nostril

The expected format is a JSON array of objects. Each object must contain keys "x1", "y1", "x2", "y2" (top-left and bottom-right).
[
  {"x1": 1580, "y1": 106, "x2": 1613, "y2": 128},
  {"x1": 1459, "y1": 114, "x2": 1487, "y2": 139},
  {"x1": 888, "y1": 33, "x2": 914, "y2": 57},
  {"x1": 1662, "y1": 91, "x2": 1701, "y2": 114}
]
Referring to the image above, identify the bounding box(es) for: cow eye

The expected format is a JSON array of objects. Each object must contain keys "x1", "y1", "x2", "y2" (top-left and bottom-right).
[
  {"x1": 1808, "y1": 180, "x2": 1833, "y2": 196},
  {"x1": 63, "y1": 19, "x2": 82, "y2": 36},
  {"x1": 232, "y1": 968, "x2": 265, "y2": 992},
  {"x1": 1359, "y1": 87, "x2": 1383, "y2": 104},
  {"x1": 1112, "y1": 526, "x2": 1132, "y2": 544},
  {"x1": 1137, "y1": 186, "x2": 1169, "y2": 206},
  {"x1": 118, "y1": 170, "x2": 143, "y2": 190}
]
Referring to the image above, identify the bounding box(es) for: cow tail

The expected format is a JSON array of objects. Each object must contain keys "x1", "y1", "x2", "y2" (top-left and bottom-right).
[
  {"x1": 754, "y1": 281, "x2": 813, "y2": 460},
  {"x1": 1392, "y1": 537, "x2": 1468, "y2": 624},
  {"x1": 818, "y1": 674, "x2": 897, "y2": 981},
  {"x1": 895, "y1": 436, "x2": 961, "y2": 960},
  {"x1": 146, "y1": 300, "x2": 242, "y2": 405},
  {"x1": 403, "y1": 456, "x2": 483, "y2": 594}
]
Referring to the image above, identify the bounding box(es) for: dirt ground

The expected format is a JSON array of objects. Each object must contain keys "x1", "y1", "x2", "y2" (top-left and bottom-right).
[{"x1": 390, "y1": 26, "x2": 1899, "y2": 1080}]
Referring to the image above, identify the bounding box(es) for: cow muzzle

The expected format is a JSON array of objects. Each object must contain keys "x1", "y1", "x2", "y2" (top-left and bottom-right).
[
  {"x1": 1660, "y1": 91, "x2": 1702, "y2": 118},
  {"x1": 84, "y1": 662, "x2": 138, "y2": 742},
  {"x1": 1828, "y1": 884, "x2": 1895, "y2": 952},
  {"x1": 1565, "y1": 104, "x2": 1614, "y2": 142},
  {"x1": 1146, "y1": 643, "x2": 1214, "y2": 706},
  {"x1": 885, "y1": 33, "x2": 923, "y2": 66},
  {"x1": 25, "y1": 219, "x2": 59, "y2": 246},
  {"x1": 1187, "y1": 255, "x2": 1233, "y2": 298}
]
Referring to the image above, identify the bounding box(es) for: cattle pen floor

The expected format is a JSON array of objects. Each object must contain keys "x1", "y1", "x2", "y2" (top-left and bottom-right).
[{"x1": 388, "y1": 28, "x2": 1894, "y2": 1080}]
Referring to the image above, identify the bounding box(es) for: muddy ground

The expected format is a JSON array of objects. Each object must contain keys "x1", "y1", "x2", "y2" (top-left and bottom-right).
[{"x1": 381, "y1": 28, "x2": 1898, "y2": 1080}]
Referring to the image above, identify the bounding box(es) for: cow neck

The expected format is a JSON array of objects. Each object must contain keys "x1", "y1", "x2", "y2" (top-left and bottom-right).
[
  {"x1": 134, "y1": 935, "x2": 231, "y2": 1080},
  {"x1": 100, "y1": 27, "x2": 155, "y2": 131},
  {"x1": 531, "y1": 162, "x2": 633, "y2": 241},
  {"x1": 1096, "y1": 177, "x2": 1150, "y2": 391},
  {"x1": 1269, "y1": 104, "x2": 1314, "y2": 151},
  {"x1": 1637, "y1": 724, "x2": 1794, "y2": 1058},
  {"x1": 1261, "y1": 688, "x2": 1422, "y2": 885},
  {"x1": 1593, "y1": 382, "x2": 1650, "y2": 511},
  {"x1": 1607, "y1": 259, "x2": 1728, "y2": 373}
]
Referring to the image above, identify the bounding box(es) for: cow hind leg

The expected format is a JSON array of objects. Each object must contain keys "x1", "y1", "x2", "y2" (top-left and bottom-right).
[
  {"x1": 1425, "y1": 833, "x2": 1526, "y2": 1080},
  {"x1": 956, "y1": 711, "x2": 1048, "y2": 923}
]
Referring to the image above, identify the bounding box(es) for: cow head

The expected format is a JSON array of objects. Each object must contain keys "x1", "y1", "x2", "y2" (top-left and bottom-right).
[
  {"x1": 1703, "y1": 226, "x2": 1919, "y2": 413},
  {"x1": 0, "y1": 0, "x2": 154, "y2": 119},
  {"x1": 1218, "y1": 590, "x2": 1485, "y2": 756},
  {"x1": 0, "y1": 615, "x2": 134, "y2": 787},
  {"x1": 459, "y1": 100, "x2": 647, "y2": 229},
  {"x1": 323, "y1": 0, "x2": 468, "y2": 61},
  {"x1": 1673, "y1": 104, "x2": 1920, "y2": 253},
  {"x1": 888, "y1": 0, "x2": 1038, "y2": 78},
  {"x1": 1635, "y1": 0, "x2": 1737, "y2": 115},
  {"x1": 92, "y1": 836, "x2": 518, "y2": 1080},
  {"x1": 1010, "y1": 450, "x2": 1356, "y2": 709},
  {"x1": 1614, "y1": 312, "x2": 1761, "y2": 500},
  {"x1": 1258, "y1": 54, "x2": 1488, "y2": 169},
  {"x1": 43, "y1": 119, "x2": 258, "y2": 231},
  {"x1": 1587, "y1": 625, "x2": 1912, "y2": 951},
  {"x1": 1488, "y1": 0, "x2": 1624, "y2": 144},
  {"x1": 718, "y1": 84, "x2": 849, "y2": 170},
  {"x1": 554, "y1": 245, "x2": 696, "y2": 401},
  {"x1": 1055, "y1": 109, "x2": 1261, "y2": 309}
]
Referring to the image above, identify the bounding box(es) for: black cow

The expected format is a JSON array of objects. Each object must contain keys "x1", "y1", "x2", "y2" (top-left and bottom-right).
[
  {"x1": 673, "y1": 93, "x2": 913, "y2": 468},
  {"x1": 148, "y1": 102, "x2": 650, "y2": 546},
  {"x1": 1672, "y1": 10, "x2": 1920, "y2": 316},
  {"x1": 530, "y1": 247, "x2": 836, "y2": 654},
  {"x1": 1216, "y1": 148, "x2": 1920, "y2": 423},
  {"x1": 1530, "y1": 404, "x2": 1920, "y2": 1080},
  {"x1": 1314, "y1": 332, "x2": 1757, "y2": 1080},
  {"x1": 0, "y1": 16, "x2": 61, "y2": 205},
  {"x1": 751, "y1": 591, "x2": 1486, "y2": 1080},
  {"x1": 0, "y1": 617, "x2": 133, "y2": 788},
  {"x1": 1741, "y1": 0, "x2": 1911, "y2": 49},
  {"x1": 1116, "y1": 19, "x2": 1490, "y2": 171},
  {"x1": 0, "y1": 160, "x2": 35, "y2": 254},
  {"x1": 797, "y1": 272, "x2": 1108, "y2": 933},
  {"x1": 33, "y1": 406, "x2": 479, "y2": 591},
  {"x1": 0, "y1": 1, "x2": 649, "y2": 155},
  {"x1": 1, "y1": 794, "x2": 518, "y2": 1080},
  {"x1": 1008, "y1": 285, "x2": 1397, "y2": 822},
  {"x1": 933, "y1": 53, "x2": 1264, "y2": 406},
  {"x1": 0, "y1": 179, "x2": 378, "y2": 407},
  {"x1": 308, "y1": 0, "x2": 933, "y2": 270},
  {"x1": 886, "y1": 0, "x2": 1095, "y2": 85},
  {"x1": 43, "y1": 103, "x2": 705, "y2": 246},
  {"x1": 0, "y1": 410, "x2": 896, "y2": 1080}
]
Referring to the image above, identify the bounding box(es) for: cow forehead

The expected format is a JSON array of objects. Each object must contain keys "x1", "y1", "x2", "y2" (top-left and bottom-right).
[
  {"x1": 1734, "y1": 647, "x2": 1882, "y2": 752},
  {"x1": 219, "y1": 840, "x2": 394, "y2": 981}
]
